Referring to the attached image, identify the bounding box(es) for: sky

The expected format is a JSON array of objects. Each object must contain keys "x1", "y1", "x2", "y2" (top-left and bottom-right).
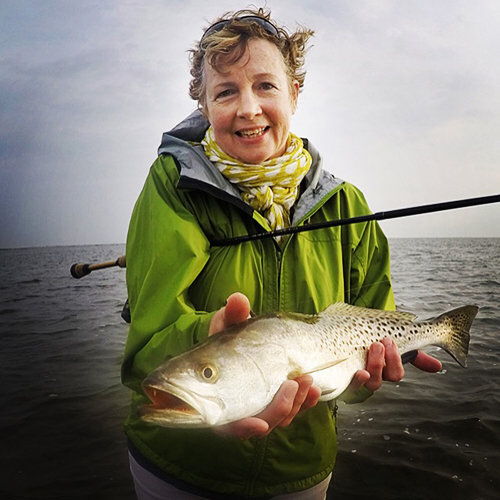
[{"x1": 1, "y1": 0, "x2": 499, "y2": 248}]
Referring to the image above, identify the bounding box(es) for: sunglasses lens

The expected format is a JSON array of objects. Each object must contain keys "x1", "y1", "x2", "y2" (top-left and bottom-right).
[
  {"x1": 202, "y1": 20, "x2": 230, "y2": 41},
  {"x1": 201, "y1": 16, "x2": 280, "y2": 44}
]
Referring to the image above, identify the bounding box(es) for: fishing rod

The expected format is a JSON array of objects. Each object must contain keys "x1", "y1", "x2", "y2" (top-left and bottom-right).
[
  {"x1": 212, "y1": 193, "x2": 500, "y2": 247},
  {"x1": 70, "y1": 255, "x2": 126, "y2": 279},
  {"x1": 69, "y1": 193, "x2": 499, "y2": 277}
]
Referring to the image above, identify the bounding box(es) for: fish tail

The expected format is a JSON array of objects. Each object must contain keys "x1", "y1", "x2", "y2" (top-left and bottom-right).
[{"x1": 436, "y1": 305, "x2": 478, "y2": 368}]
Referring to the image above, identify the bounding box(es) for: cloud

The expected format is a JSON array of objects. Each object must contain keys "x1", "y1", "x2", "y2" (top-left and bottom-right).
[{"x1": 0, "y1": 0, "x2": 499, "y2": 247}]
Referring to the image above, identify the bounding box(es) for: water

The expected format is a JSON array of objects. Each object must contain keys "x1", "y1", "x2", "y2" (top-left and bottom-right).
[
  {"x1": 0, "y1": 239, "x2": 498, "y2": 500},
  {"x1": 0, "y1": 245, "x2": 132, "y2": 500},
  {"x1": 332, "y1": 239, "x2": 500, "y2": 500}
]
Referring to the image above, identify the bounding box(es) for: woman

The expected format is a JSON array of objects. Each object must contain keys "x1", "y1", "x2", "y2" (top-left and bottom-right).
[{"x1": 122, "y1": 8, "x2": 440, "y2": 500}]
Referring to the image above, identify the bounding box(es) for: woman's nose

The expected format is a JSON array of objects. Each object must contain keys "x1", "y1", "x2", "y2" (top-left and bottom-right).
[{"x1": 237, "y1": 90, "x2": 262, "y2": 119}]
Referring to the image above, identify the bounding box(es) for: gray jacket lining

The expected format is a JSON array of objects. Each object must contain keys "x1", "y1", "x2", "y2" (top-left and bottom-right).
[{"x1": 158, "y1": 110, "x2": 344, "y2": 225}]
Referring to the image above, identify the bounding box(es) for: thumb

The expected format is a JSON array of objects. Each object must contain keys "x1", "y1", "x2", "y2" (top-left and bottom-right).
[
  {"x1": 209, "y1": 292, "x2": 250, "y2": 336},
  {"x1": 224, "y1": 292, "x2": 251, "y2": 326}
]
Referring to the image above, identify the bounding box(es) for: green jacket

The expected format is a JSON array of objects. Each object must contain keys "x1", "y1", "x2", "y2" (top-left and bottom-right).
[{"x1": 122, "y1": 111, "x2": 395, "y2": 498}]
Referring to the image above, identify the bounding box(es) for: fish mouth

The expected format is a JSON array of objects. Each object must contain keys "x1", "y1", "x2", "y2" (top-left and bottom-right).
[
  {"x1": 142, "y1": 385, "x2": 198, "y2": 414},
  {"x1": 138, "y1": 379, "x2": 221, "y2": 427}
]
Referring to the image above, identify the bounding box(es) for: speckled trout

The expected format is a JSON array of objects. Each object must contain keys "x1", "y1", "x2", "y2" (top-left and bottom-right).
[{"x1": 139, "y1": 303, "x2": 478, "y2": 428}]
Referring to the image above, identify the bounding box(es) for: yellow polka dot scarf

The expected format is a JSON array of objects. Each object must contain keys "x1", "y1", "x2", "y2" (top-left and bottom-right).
[{"x1": 201, "y1": 126, "x2": 312, "y2": 232}]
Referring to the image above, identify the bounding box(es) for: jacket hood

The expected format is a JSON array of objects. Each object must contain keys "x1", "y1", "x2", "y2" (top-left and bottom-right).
[{"x1": 165, "y1": 109, "x2": 209, "y2": 143}]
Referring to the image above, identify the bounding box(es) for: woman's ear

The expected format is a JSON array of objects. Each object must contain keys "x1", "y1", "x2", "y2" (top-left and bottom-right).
[
  {"x1": 199, "y1": 101, "x2": 209, "y2": 119},
  {"x1": 291, "y1": 80, "x2": 300, "y2": 114}
]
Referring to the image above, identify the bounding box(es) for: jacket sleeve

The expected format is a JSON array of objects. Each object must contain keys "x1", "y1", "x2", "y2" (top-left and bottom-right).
[
  {"x1": 349, "y1": 219, "x2": 395, "y2": 311},
  {"x1": 121, "y1": 155, "x2": 216, "y2": 394},
  {"x1": 341, "y1": 184, "x2": 395, "y2": 312},
  {"x1": 339, "y1": 184, "x2": 396, "y2": 404}
]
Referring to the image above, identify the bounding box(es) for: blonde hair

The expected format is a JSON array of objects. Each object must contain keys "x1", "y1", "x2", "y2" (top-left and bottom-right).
[{"x1": 189, "y1": 8, "x2": 314, "y2": 108}]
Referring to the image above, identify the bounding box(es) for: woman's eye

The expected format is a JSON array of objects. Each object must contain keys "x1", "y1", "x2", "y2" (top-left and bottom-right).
[
  {"x1": 261, "y1": 82, "x2": 276, "y2": 91},
  {"x1": 216, "y1": 89, "x2": 234, "y2": 99}
]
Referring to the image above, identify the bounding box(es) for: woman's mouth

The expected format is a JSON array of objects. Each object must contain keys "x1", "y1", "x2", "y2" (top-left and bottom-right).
[{"x1": 236, "y1": 126, "x2": 269, "y2": 138}]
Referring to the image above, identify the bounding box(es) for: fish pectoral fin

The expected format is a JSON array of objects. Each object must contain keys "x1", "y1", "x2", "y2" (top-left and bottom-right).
[
  {"x1": 320, "y1": 387, "x2": 338, "y2": 396},
  {"x1": 307, "y1": 358, "x2": 349, "y2": 374},
  {"x1": 297, "y1": 357, "x2": 349, "y2": 376}
]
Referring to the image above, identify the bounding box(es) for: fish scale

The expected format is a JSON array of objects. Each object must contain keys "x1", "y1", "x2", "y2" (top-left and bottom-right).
[{"x1": 139, "y1": 302, "x2": 478, "y2": 427}]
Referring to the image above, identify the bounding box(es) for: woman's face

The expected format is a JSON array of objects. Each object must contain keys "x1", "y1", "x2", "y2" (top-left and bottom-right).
[{"x1": 203, "y1": 38, "x2": 299, "y2": 164}]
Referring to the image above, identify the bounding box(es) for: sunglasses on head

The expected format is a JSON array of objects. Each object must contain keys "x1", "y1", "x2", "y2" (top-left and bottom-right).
[{"x1": 200, "y1": 15, "x2": 281, "y2": 44}]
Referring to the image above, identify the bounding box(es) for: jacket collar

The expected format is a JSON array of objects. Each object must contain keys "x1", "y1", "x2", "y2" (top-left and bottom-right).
[{"x1": 158, "y1": 110, "x2": 344, "y2": 223}]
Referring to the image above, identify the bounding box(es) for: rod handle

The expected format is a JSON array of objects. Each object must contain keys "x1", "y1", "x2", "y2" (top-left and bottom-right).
[
  {"x1": 70, "y1": 256, "x2": 126, "y2": 279},
  {"x1": 70, "y1": 263, "x2": 92, "y2": 279},
  {"x1": 401, "y1": 350, "x2": 419, "y2": 364}
]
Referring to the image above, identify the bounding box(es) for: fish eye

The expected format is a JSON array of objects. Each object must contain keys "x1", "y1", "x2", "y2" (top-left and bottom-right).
[{"x1": 198, "y1": 364, "x2": 218, "y2": 383}]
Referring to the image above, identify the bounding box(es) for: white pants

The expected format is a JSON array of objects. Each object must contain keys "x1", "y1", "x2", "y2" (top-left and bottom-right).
[{"x1": 129, "y1": 452, "x2": 331, "y2": 500}]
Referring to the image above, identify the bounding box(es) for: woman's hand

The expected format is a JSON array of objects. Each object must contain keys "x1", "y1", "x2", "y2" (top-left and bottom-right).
[
  {"x1": 214, "y1": 375, "x2": 321, "y2": 440},
  {"x1": 209, "y1": 293, "x2": 321, "y2": 439},
  {"x1": 347, "y1": 338, "x2": 443, "y2": 394}
]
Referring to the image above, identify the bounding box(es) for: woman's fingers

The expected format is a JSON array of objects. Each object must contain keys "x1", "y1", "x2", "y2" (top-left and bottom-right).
[
  {"x1": 300, "y1": 381, "x2": 323, "y2": 412},
  {"x1": 346, "y1": 369, "x2": 371, "y2": 393},
  {"x1": 277, "y1": 375, "x2": 320, "y2": 428},
  {"x1": 223, "y1": 292, "x2": 251, "y2": 326},
  {"x1": 209, "y1": 292, "x2": 251, "y2": 336},
  {"x1": 381, "y1": 337, "x2": 405, "y2": 382},
  {"x1": 213, "y1": 417, "x2": 270, "y2": 440},
  {"x1": 411, "y1": 351, "x2": 443, "y2": 372},
  {"x1": 363, "y1": 339, "x2": 405, "y2": 392},
  {"x1": 257, "y1": 380, "x2": 299, "y2": 430},
  {"x1": 363, "y1": 342, "x2": 386, "y2": 392},
  {"x1": 213, "y1": 376, "x2": 321, "y2": 439},
  {"x1": 213, "y1": 382, "x2": 299, "y2": 440}
]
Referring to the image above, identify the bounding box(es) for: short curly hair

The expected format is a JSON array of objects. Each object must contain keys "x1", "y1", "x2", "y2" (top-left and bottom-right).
[{"x1": 189, "y1": 8, "x2": 314, "y2": 109}]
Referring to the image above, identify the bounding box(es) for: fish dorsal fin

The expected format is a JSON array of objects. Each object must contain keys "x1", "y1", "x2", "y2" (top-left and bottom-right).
[
  {"x1": 277, "y1": 311, "x2": 319, "y2": 325},
  {"x1": 288, "y1": 357, "x2": 349, "y2": 379},
  {"x1": 322, "y1": 302, "x2": 417, "y2": 321}
]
